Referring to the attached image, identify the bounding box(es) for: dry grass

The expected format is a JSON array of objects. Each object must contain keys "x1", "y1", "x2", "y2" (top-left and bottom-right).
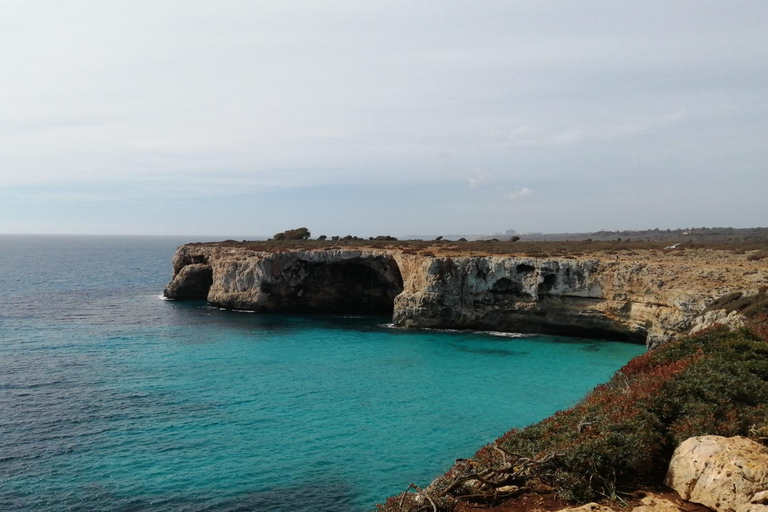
[{"x1": 188, "y1": 238, "x2": 768, "y2": 259}]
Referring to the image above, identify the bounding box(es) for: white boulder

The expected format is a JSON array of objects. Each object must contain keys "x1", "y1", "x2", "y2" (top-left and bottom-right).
[{"x1": 665, "y1": 436, "x2": 768, "y2": 512}]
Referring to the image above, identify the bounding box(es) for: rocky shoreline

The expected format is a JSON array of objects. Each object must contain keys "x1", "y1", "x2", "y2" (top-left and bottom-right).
[{"x1": 164, "y1": 242, "x2": 767, "y2": 348}]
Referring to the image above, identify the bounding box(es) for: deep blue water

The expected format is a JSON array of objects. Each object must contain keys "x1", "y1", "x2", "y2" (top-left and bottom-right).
[{"x1": 0, "y1": 235, "x2": 645, "y2": 511}]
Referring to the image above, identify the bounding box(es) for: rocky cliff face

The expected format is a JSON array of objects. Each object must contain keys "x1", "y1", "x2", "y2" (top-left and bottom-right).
[
  {"x1": 164, "y1": 244, "x2": 768, "y2": 348},
  {"x1": 165, "y1": 245, "x2": 404, "y2": 314}
]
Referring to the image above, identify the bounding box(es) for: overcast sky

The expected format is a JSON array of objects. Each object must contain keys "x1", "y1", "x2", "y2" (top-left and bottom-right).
[{"x1": 1, "y1": 1, "x2": 766, "y2": 237}]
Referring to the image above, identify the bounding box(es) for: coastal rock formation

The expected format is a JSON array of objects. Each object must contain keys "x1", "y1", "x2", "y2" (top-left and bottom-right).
[
  {"x1": 167, "y1": 246, "x2": 404, "y2": 314},
  {"x1": 665, "y1": 435, "x2": 768, "y2": 512},
  {"x1": 163, "y1": 263, "x2": 212, "y2": 300},
  {"x1": 164, "y1": 243, "x2": 768, "y2": 347}
]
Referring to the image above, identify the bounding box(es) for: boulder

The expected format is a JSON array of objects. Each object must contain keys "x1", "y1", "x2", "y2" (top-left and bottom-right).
[
  {"x1": 631, "y1": 493, "x2": 683, "y2": 512},
  {"x1": 557, "y1": 503, "x2": 615, "y2": 512},
  {"x1": 557, "y1": 493, "x2": 685, "y2": 512},
  {"x1": 665, "y1": 436, "x2": 768, "y2": 512}
]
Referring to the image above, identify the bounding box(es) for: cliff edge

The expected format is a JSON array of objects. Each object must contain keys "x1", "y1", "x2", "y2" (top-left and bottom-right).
[{"x1": 164, "y1": 242, "x2": 768, "y2": 348}]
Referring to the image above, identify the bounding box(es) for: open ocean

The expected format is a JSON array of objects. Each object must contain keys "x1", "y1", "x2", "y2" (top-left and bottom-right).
[{"x1": 0, "y1": 235, "x2": 645, "y2": 511}]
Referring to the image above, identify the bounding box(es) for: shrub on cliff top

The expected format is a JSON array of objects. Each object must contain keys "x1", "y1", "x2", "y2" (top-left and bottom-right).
[
  {"x1": 379, "y1": 325, "x2": 768, "y2": 509},
  {"x1": 273, "y1": 227, "x2": 311, "y2": 241}
]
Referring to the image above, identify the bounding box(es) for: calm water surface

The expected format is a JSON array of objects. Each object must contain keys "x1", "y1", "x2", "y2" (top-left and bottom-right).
[{"x1": 0, "y1": 236, "x2": 645, "y2": 511}]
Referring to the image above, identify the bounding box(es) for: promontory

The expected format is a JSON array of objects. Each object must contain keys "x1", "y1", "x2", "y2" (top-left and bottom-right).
[{"x1": 164, "y1": 239, "x2": 768, "y2": 348}]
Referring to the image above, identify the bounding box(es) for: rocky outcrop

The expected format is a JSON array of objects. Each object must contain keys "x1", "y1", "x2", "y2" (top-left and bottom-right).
[
  {"x1": 665, "y1": 436, "x2": 768, "y2": 512},
  {"x1": 163, "y1": 263, "x2": 212, "y2": 300},
  {"x1": 393, "y1": 255, "x2": 655, "y2": 342},
  {"x1": 165, "y1": 246, "x2": 404, "y2": 314},
  {"x1": 164, "y1": 244, "x2": 768, "y2": 347}
]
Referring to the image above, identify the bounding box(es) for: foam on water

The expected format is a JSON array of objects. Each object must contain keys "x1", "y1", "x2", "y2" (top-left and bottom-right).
[{"x1": 0, "y1": 236, "x2": 646, "y2": 511}]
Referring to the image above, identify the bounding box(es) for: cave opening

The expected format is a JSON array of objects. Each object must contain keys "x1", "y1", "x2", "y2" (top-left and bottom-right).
[
  {"x1": 516, "y1": 263, "x2": 535, "y2": 274},
  {"x1": 489, "y1": 277, "x2": 532, "y2": 299},
  {"x1": 268, "y1": 257, "x2": 405, "y2": 315},
  {"x1": 537, "y1": 273, "x2": 558, "y2": 295},
  {"x1": 164, "y1": 264, "x2": 213, "y2": 300}
]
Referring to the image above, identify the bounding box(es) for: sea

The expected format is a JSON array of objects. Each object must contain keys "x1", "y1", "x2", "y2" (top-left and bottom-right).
[{"x1": 0, "y1": 235, "x2": 646, "y2": 511}]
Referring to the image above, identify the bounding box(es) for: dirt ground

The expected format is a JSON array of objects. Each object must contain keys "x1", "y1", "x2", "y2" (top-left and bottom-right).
[{"x1": 454, "y1": 487, "x2": 713, "y2": 512}]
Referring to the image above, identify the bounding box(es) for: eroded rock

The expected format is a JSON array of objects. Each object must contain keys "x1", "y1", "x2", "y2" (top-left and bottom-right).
[
  {"x1": 632, "y1": 493, "x2": 684, "y2": 512},
  {"x1": 163, "y1": 244, "x2": 768, "y2": 347},
  {"x1": 164, "y1": 263, "x2": 212, "y2": 300},
  {"x1": 689, "y1": 309, "x2": 746, "y2": 335},
  {"x1": 665, "y1": 435, "x2": 768, "y2": 512}
]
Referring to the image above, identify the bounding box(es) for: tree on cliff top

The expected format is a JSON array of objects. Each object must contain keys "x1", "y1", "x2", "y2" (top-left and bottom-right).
[{"x1": 273, "y1": 227, "x2": 311, "y2": 241}]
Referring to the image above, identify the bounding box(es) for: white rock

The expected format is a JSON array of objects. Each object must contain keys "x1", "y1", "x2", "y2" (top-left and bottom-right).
[
  {"x1": 632, "y1": 493, "x2": 683, "y2": 512},
  {"x1": 556, "y1": 503, "x2": 615, "y2": 512},
  {"x1": 689, "y1": 309, "x2": 746, "y2": 334},
  {"x1": 665, "y1": 435, "x2": 768, "y2": 512}
]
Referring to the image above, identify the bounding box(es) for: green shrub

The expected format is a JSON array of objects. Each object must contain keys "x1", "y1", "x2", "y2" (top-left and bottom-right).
[{"x1": 273, "y1": 227, "x2": 311, "y2": 241}]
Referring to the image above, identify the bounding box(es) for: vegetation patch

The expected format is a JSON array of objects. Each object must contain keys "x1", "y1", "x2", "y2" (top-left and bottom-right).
[
  {"x1": 272, "y1": 227, "x2": 311, "y2": 241},
  {"x1": 194, "y1": 237, "x2": 768, "y2": 259},
  {"x1": 377, "y1": 320, "x2": 768, "y2": 511},
  {"x1": 704, "y1": 287, "x2": 768, "y2": 319}
]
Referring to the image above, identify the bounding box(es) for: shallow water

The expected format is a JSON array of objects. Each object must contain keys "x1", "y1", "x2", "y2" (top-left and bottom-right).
[{"x1": 0, "y1": 236, "x2": 645, "y2": 511}]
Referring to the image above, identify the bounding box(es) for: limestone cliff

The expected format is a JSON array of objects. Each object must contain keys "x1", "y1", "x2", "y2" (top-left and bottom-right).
[{"x1": 164, "y1": 243, "x2": 768, "y2": 348}]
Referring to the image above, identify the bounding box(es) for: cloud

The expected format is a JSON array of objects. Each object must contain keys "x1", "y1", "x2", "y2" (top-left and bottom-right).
[
  {"x1": 506, "y1": 112, "x2": 690, "y2": 148},
  {"x1": 467, "y1": 168, "x2": 492, "y2": 189},
  {"x1": 508, "y1": 186, "x2": 534, "y2": 200},
  {"x1": 1, "y1": 1, "x2": 767, "y2": 235}
]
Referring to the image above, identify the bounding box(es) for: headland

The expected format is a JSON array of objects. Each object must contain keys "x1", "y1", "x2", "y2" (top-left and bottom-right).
[{"x1": 164, "y1": 239, "x2": 768, "y2": 349}]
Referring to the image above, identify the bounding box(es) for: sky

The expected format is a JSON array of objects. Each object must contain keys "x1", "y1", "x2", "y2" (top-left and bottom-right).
[{"x1": 1, "y1": 1, "x2": 767, "y2": 237}]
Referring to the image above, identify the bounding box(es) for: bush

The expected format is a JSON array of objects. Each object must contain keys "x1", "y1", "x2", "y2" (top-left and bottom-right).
[{"x1": 273, "y1": 227, "x2": 311, "y2": 241}]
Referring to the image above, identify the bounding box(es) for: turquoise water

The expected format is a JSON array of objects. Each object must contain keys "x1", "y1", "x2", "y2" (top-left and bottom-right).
[{"x1": 0, "y1": 236, "x2": 645, "y2": 511}]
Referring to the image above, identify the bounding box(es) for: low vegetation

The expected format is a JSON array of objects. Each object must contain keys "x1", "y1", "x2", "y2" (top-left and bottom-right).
[
  {"x1": 272, "y1": 227, "x2": 311, "y2": 241},
  {"x1": 193, "y1": 237, "x2": 768, "y2": 258},
  {"x1": 704, "y1": 286, "x2": 768, "y2": 319},
  {"x1": 377, "y1": 319, "x2": 768, "y2": 511}
]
